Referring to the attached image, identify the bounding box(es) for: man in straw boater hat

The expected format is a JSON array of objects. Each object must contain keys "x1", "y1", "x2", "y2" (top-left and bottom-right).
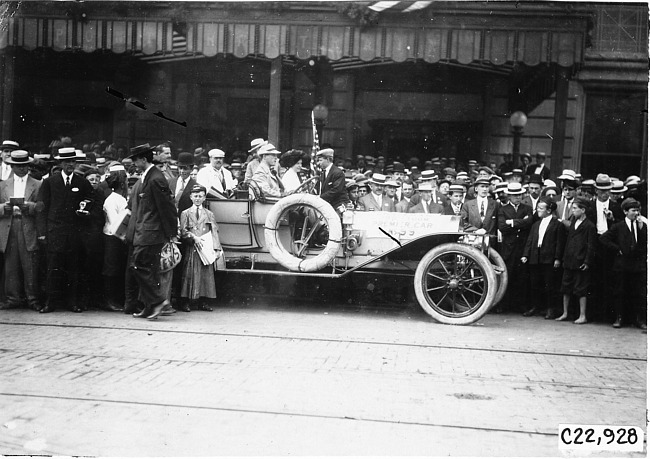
[
  {"x1": 358, "y1": 173, "x2": 396, "y2": 212},
  {"x1": 37, "y1": 147, "x2": 94, "y2": 313},
  {"x1": 0, "y1": 140, "x2": 20, "y2": 181},
  {"x1": 123, "y1": 144, "x2": 178, "y2": 320},
  {"x1": 244, "y1": 138, "x2": 268, "y2": 184},
  {"x1": 496, "y1": 182, "x2": 534, "y2": 313},
  {"x1": 0, "y1": 150, "x2": 42, "y2": 311}
]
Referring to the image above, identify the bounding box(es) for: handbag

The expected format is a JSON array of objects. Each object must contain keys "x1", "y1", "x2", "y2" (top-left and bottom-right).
[{"x1": 160, "y1": 241, "x2": 182, "y2": 272}]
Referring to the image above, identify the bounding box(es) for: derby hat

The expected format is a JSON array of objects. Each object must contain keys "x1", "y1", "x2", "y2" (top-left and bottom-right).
[
  {"x1": 610, "y1": 180, "x2": 627, "y2": 194},
  {"x1": 177, "y1": 152, "x2": 194, "y2": 167},
  {"x1": 248, "y1": 138, "x2": 267, "y2": 153},
  {"x1": 527, "y1": 174, "x2": 543, "y2": 185},
  {"x1": 127, "y1": 144, "x2": 154, "y2": 160},
  {"x1": 55, "y1": 147, "x2": 78, "y2": 161},
  {"x1": 369, "y1": 173, "x2": 387, "y2": 185},
  {"x1": 4, "y1": 149, "x2": 33, "y2": 165},
  {"x1": 1, "y1": 140, "x2": 19, "y2": 151},
  {"x1": 594, "y1": 173, "x2": 613, "y2": 190},
  {"x1": 505, "y1": 183, "x2": 526, "y2": 195}
]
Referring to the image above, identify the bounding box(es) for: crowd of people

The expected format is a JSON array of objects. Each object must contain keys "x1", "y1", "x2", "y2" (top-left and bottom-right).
[{"x1": 0, "y1": 136, "x2": 646, "y2": 329}]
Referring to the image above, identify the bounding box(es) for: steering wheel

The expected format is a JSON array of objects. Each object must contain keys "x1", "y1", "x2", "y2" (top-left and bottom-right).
[{"x1": 288, "y1": 176, "x2": 319, "y2": 196}]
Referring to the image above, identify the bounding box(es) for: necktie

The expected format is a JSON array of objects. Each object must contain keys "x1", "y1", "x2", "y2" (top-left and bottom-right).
[
  {"x1": 272, "y1": 169, "x2": 284, "y2": 192},
  {"x1": 175, "y1": 179, "x2": 185, "y2": 205},
  {"x1": 563, "y1": 199, "x2": 571, "y2": 220},
  {"x1": 633, "y1": 221, "x2": 637, "y2": 243},
  {"x1": 65, "y1": 176, "x2": 70, "y2": 187},
  {"x1": 196, "y1": 206, "x2": 200, "y2": 220},
  {"x1": 216, "y1": 169, "x2": 225, "y2": 190},
  {"x1": 480, "y1": 200, "x2": 485, "y2": 219}
]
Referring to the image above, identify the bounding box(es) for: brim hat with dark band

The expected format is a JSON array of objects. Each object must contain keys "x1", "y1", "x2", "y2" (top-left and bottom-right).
[
  {"x1": 505, "y1": 183, "x2": 526, "y2": 194},
  {"x1": 258, "y1": 144, "x2": 280, "y2": 156},
  {"x1": 55, "y1": 147, "x2": 79, "y2": 161},
  {"x1": 473, "y1": 177, "x2": 490, "y2": 186},
  {"x1": 420, "y1": 170, "x2": 437, "y2": 181},
  {"x1": 610, "y1": 180, "x2": 628, "y2": 194},
  {"x1": 369, "y1": 173, "x2": 387, "y2": 185},
  {"x1": 1, "y1": 140, "x2": 19, "y2": 151},
  {"x1": 316, "y1": 148, "x2": 334, "y2": 158},
  {"x1": 191, "y1": 184, "x2": 207, "y2": 194},
  {"x1": 127, "y1": 144, "x2": 155, "y2": 161},
  {"x1": 594, "y1": 173, "x2": 613, "y2": 190},
  {"x1": 5, "y1": 150, "x2": 33, "y2": 165},
  {"x1": 248, "y1": 138, "x2": 267, "y2": 153},
  {"x1": 527, "y1": 174, "x2": 543, "y2": 185},
  {"x1": 449, "y1": 183, "x2": 466, "y2": 194}
]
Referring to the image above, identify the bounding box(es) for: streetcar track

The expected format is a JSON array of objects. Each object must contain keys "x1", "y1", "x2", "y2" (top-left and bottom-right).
[
  {"x1": 0, "y1": 321, "x2": 645, "y2": 362},
  {"x1": 0, "y1": 391, "x2": 559, "y2": 438}
]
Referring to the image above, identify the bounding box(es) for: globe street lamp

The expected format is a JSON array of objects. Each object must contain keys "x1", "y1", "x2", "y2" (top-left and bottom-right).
[{"x1": 509, "y1": 111, "x2": 527, "y2": 169}]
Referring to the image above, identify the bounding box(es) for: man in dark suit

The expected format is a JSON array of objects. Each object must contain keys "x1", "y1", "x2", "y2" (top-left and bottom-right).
[
  {"x1": 124, "y1": 144, "x2": 178, "y2": 320},
  {"x1": 461, "y1": 178, "x2": 498, "y2": 236},
  {"x1": 168, "y1": 152, "x2": 196, "y2": 217},
  {"x1": 523, "y1": 174, "x2": 543, "y2": 222},
  {"x1": 557, "y1": 198, "x2": 597, "y2": 324},
  {"x1": 585, "y1": 173, "x2": 625, "y2": 322},
  {"x1": 408, "y1": 183, "x2": 442, "y2": 214},
  {"x1": 316, "y1": 148, "x2": 348, "y2": 214},
  {"x1": 497, "y1": 182, "x2": 534, "y2": 312},
  {"x1": 525, "y1": 151, "x2": 551, "y2": 181},
  {"x1": 37, "y1": 147, "x2": 94, "y2": 313},
  {"x1": 0, "y1": 150, "x2": 42, "y2": 311},
  {"x1": 600, "y1": 198, "x2": 647, "y2": 329},
  {"x1": 521, "y1": 197, "x2": 566, "y2": 319}
]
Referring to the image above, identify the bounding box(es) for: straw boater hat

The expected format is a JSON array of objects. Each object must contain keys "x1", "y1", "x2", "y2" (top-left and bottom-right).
[
  {"x1": 610, "y1": 180, "x2": 627, "y2": 194},
  {"x1": 4, "y1": 149, "x2": 33, "y2": 165},
  {"x1": 55, "y1": 147, "x2": 78, "y2": 161},
  {"x1": 127, "y1": 144, "x2": 155, "y2": 161},
  {"x1": 473, "y1": 177, "x2": 490, "y2": 186},
  {"x1": 418, "y1": 182, "x2": 434, "y2": 192},
  {"x1": 384, "y1": 179, "x2": 399, "y2": 188},
  {"x1": 557, "y1": 169, "x2": 577, "y2": 181},
  {"x1": 594, "y1": 173, "x2": 613, "y2": 190},
  {"x1": 505, "y1": 183, "x2": 526, "y2": 194},
  {"x1": 1, "y1": 140, "x2": 19, "y2": 151},
  {"x1": 420, "y1": 170, "x2": 437, "y2": 181},
  {"x1": 248, "y1": 138, "x2": 267, "y2": 153},
  {"x1": 369, "y1": 173, "x2": 387, "y2": 185},
  {"x1": 449, "y1": 183, "x2": 466, "y2": 194}
]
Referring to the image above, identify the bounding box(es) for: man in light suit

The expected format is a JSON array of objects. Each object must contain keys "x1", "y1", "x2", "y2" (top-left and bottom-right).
[
  {"x1": 0, "y1": 140, "x2": 19, "y2": 181},
  {"x1": 358, "y1": 173, "x2": 396, "y2": 212},
  {"x1": 409, "y1": 182, "x2": 443, "y2": 214},
  {"x1": 0, "y1": 150, "x2": 42, "y2": 311},
  {"x1": 37, "y1": 147, "x2": 94, "y2": 313},
  {"x1": 196, "y1": 148, "x2": 238, "y2": 198},
  {"x1": 250, "y1": 143, "x2": 283, "y2": 199},
  {"x1": 460, "y1": 178, "x2": 498, "y2": 236},
  {"x1": 600, "y1": 198, "x2": 647, "y2": 329},
  {"x1": 124, "y1": 144, "x2": 178, "y2": 320}
]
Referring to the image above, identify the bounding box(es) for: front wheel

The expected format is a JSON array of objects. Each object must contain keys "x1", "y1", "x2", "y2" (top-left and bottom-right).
[{"x1": 414, "y1": 243, "x2": 497, "y2": 325}]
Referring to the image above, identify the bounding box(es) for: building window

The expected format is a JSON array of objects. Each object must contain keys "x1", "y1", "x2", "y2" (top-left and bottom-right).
[
  {"x1": 593, "y1": 5, "x2": 648, "y2": 53},
  {"x1": 581, "y1": 90, "x2": 646, "y2": 178}
]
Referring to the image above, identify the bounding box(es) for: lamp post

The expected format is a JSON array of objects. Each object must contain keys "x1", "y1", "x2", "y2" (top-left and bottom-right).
[
  {"x1": 509, "y1": 111, "x2": 527, "y2": 169},
  {"x1": 312, "y1": 104, "x2": 329, "y2": 151}
]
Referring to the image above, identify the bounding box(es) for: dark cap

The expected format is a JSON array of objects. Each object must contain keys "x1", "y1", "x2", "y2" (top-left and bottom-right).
[
  {"x1": 621, "y1": 198, "x2": 641, "y2": 211},
  {"x1": 190, "y1": 184, "x2": 207, "y2": 194}
]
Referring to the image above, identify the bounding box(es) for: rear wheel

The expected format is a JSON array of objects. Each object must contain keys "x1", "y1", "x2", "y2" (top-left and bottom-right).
[{"x1": 414, "y1": 243, "x2": 497, "y2": 325}]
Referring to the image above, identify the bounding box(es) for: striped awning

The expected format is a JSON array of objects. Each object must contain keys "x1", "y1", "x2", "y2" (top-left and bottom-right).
[{"x1": 0, "y1": 16, "x2": 586, "y2": 67}]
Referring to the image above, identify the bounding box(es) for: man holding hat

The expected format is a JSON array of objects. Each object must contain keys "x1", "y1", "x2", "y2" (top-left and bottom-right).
[
  {"x1": 251, "y1": 143, "x2": 284, "y2": 199},
  {"x1": 525, "y1": 152, "x2": 550, "y2": 180},
  {"x1": 497, "y1": 182, "x2": 534, "y2": 312},
  {"x1": 555, "y1": 171, "x2": 579, "y2": 227},
  {"x1": 0, "y1": 140, "x2": 19, "y2": 181},
  {"x1": 359, "y1": 173, "x2": 396, "y2": 212},
  {"x1": 0, "y1": 150, "x2": 42, "y2": 311},
  {"x1": 123, "y1": 144, "x2": 178, "y2": 320},
  {"x1": 196, "y1": 149, "x2": 237, "y2": 198},
  {"x1": 316, "y1": 148, "x2": 348, "y2": 214},
  {"x1": 37, "y1": 147, "x2": 94, "y2": 313},
  {"x1": 600, "y1": 198, "x2": 647, "y2": 329}
]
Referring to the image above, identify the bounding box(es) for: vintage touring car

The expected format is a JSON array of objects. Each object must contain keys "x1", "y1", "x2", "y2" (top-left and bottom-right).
[{"x1": 208, "y1": 181, "x2": 507, "y2": 325}]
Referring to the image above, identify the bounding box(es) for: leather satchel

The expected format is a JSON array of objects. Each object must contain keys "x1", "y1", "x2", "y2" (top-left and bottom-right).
[{"x1": 160, "y1": 241, "x2": 182, "y2": 272}]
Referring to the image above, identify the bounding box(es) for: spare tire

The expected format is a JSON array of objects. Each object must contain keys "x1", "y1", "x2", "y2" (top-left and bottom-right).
[{"x1": 264, "y1": 194, "x2": 342, "y2": 272}]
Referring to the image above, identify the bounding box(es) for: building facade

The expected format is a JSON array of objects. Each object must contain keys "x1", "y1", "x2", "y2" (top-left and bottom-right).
[{"x1": 0, "y1": 1, "x2": 646, "y2": 179}]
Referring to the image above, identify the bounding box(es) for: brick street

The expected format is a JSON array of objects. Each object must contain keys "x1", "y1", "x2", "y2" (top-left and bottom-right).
[{"x1": 0, "y1": 298, "x2": 646, "y2": 456}]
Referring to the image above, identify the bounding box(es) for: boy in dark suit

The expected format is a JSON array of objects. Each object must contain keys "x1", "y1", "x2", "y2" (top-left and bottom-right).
[
  {"x1": 557, "y1": 198, "x2": 597, "y2": 324},
  {"x1": 600, "y1": 198, "x2": 647, "y2": 329},
  {"x1": 520, "y1": 197, "x2": 566, "y2": 319}
]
